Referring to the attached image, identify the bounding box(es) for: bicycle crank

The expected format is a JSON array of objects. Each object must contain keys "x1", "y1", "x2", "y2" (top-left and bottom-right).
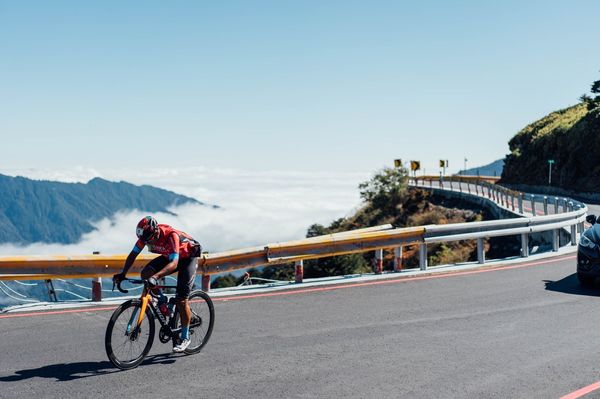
[{"x1": 159, "y1": 325, "x2": 172, "y2": 343}]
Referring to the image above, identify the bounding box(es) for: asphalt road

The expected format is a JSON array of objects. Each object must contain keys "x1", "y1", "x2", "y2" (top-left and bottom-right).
[{"x1": 2, "y1": 254, "x2": 600, "y2": 399}]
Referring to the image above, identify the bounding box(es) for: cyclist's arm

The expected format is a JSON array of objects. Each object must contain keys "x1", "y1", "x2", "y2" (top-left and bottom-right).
[
  {"x1": 120, "y1": 240, "x2": 145, "y2": 276},
  {"x1": 152, "y1": 234, "x2": 180, "y2": 279}
]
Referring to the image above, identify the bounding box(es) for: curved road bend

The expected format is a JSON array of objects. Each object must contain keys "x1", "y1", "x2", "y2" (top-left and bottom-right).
[{"x1": 2, "y1": 255, "x2": 600, "y2": 399}]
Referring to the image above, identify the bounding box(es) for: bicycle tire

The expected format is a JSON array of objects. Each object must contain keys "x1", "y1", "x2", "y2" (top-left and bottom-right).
[
  {"x1": 172, "y1": 290, "x2": 215, "y2": 354},
  {"x1": 105, "y1": 299, "x2": 155, "y2": 370}
]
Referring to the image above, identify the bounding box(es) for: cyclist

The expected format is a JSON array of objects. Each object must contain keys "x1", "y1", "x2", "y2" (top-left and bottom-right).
[{"x1": 113, "y1": 216, "x2": 201, "y2": 353}]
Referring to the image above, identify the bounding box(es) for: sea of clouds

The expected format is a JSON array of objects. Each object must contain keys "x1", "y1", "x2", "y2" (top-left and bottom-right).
[{"x1": 0, "y1": 166, "x2": 372, "y2": 256}]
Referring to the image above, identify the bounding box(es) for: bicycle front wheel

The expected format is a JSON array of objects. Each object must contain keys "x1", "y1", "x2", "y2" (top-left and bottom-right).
[
  {"x1": 105, "y1": 299, "x2": 155, "y2": 370},
  {"x1": 172, "y1": 290, "x2": 215, "y2": 354}
]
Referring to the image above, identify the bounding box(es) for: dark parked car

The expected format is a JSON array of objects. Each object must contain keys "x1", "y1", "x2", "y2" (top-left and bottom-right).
[{"x1": 578, "y1": 214, "x2": 600, "y2": 286}]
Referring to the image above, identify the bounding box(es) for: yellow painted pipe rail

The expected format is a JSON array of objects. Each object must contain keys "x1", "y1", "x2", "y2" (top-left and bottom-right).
[
  {"x1": 0, "y1": 254, "x2": 156, "y2": 281},
  {"x1": 0, "y1": 224, "x2": 411, "y2": 280},
  {"x1": 203, "y1": 226, "x2": 423, "y2": 275}
]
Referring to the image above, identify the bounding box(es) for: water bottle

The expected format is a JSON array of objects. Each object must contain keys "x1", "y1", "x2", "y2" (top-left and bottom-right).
[
  {"x1": 159, "y1": 302, "x2": 169, "y2": 317},
  {"x1": 158, "y1": 294, "x2": 169, "y2": 316}
]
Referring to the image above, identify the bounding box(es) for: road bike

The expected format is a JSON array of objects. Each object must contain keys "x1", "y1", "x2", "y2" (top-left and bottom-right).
[{"x1": 105, "y1": 278, "x2": 214, "y2": 370}]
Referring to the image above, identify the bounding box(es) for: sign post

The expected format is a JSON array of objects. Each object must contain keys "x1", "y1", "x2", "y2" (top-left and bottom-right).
[
  {"x1": 410, "y1": 161, "x2": 420, "y2": 178},
  {"x1": 439, "y1": 159, "x2": 448, "y2": 176},
  {"x1": 548, "y1": 159, "x2": 555, "y2": 185}
]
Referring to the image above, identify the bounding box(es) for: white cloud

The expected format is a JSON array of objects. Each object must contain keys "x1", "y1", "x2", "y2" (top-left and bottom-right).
[{"x1": 0, "y1": 167, "x2": 371, "y2": 256}]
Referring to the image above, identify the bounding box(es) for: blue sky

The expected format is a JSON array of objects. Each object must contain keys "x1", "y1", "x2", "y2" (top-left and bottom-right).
[{"x1": 1, "y1": 1, "x2": 599, "y2": 175}]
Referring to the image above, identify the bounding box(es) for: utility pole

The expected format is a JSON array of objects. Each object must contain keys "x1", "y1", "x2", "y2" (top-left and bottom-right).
[
  {"x1": 548, "y1": 159, "x2": 555, "y2": 185},
  {"x1": 463, "y1": 157, "x2": 468, "y2": 176}
]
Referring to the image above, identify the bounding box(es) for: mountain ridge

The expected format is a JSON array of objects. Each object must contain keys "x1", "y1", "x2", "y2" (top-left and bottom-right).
[
  {"x1": 461, "y1": 159, "x2": 504, "y2": 177},
  {"x1": 0, "y1": 174, "x2": 211, "y2": 244}
]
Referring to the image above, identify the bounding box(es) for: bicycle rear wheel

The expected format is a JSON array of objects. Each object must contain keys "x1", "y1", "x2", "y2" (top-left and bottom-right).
[
  {"x1": 172, "y1": 290, "x2": 214, "y2": 354},
  {"x1": 105, "y1": 299, "x2": 155, "y2": 370}
]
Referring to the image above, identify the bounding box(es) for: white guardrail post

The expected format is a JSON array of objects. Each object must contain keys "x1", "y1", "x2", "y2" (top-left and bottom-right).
[
  {"x1": 552, "y1": 229, "x2": 559, "y2": 252},
  {"x1": 569, "y1": 202, "x2": 577, "y2": 245},
  {"x1": 374, "y1": 249, "x2": 383, "y2": 274},
  {"x1": 518, "y1": 194, "x2": 524, "y2": 214},
  {"x1": 530, "y1": 195, "x2": 536, "y2": 216},
  {"x1": 419, "y1": 244, "x2": 427, "y2": 270},
  {"x1": 91, "y1": 251, "x2": 102, "y2": 301},
  {"x1": 92, "y1": 277, "x2": 102, "y2": 302},
  {"x1": 521, "y1": 233, "x2": 529, "y2": 257},
  {"x1": 202, "y1": 274, "x2": 211, "y2": 292},
  {"x1": 295, "y1": 260, "x2": 304, "y2": 283},
  {"x1": 394, "y1": 247, "x2": 403, "y2": 272},
  {"x1": 543, "y1": 196, "x2": 549, "y2": 215},
  {"x1": 477, "y1": 238, "x2": 485, "y2": 264}
]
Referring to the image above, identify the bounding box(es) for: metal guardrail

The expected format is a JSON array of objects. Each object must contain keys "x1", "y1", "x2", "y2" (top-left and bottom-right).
[{"x1": 0, "y1": 177, "x2": 588, "y2": 298}]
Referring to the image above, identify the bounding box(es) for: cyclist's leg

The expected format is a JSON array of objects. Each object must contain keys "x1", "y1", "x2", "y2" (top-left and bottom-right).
[
  {"x1": 142, "y1": 256, "x2": 169, "y2": 299},
  {"x1": 141, "y1": 255, "x2": 169, "y2": 279},
  {"x1": 175, "y1": 257, "x2": 198, "y2": 331}
]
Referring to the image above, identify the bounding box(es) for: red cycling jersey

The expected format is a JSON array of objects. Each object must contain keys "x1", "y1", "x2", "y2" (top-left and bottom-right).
[{"x1": 133, "y1": 224, "x2": 199, "y2": 259}]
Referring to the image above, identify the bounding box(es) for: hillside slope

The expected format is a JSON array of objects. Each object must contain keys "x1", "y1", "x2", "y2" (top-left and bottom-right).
[
  {"x1": 0, "y1": 175, "x2": 208, "y2": 244},
  {"x1": 501, "y1": 103, "x2": 600, "y2": 191}
]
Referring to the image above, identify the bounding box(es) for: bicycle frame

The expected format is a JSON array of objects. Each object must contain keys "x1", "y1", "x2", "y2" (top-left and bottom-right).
[{"x1": 117, "y1": 279, "x2": 180, "y2": 336}]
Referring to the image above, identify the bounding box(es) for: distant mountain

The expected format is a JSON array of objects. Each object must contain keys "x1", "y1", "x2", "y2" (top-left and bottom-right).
[
  {"x1": 459, "y1": 159, "x2": 504, "y2": 177},
  {"x1": 0, "y1": 174, "x2": 212, "y2": 244}
]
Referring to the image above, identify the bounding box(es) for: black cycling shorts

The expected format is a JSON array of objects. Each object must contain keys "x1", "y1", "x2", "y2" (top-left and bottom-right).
[{"x1": 142, "y1": 255, "x2": 198, "y2": 299}]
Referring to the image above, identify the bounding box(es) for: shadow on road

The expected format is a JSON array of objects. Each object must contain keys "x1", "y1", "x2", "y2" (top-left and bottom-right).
[
  {"x1": 544, "y1": 273, "x2": 600, "y2": 297},
  {"x1": 0, "y1": 354, "x2": 177, "y2": 382}
]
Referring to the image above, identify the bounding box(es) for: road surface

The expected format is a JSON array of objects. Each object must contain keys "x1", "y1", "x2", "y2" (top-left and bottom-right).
[{"x1": 2, "y1": 254, "x2": 600, "y2": 398}]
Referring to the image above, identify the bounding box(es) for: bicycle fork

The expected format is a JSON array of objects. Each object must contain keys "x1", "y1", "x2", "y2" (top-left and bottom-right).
[{"x1": 126, "y1": 294, "x2": 151, "y2": 338}]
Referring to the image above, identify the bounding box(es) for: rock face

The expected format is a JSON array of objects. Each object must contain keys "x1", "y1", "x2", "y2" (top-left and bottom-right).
[
  {"x1": 0, "y1": 175, "x2": 205, "y2": 244},
  {"x1": 501, "y1": 103, "x2": 600, "y2": 192}
]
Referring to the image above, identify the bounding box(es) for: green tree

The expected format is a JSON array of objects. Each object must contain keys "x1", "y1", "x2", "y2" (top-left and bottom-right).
[
  {"x1": 306, "y1": 223, "x2": 329, "y2": 237},
  {"x1": 303, "y1": 222, "x2": 371, "y2": 277},
  {"x1": 259, "y1": 264, "x2": 295, "y2": 281},
  {"x1": 358, "y1": 167, "x2": 409, "y2": 217},
  {"x1": 592, "y1": 79, "x2": 600, "y2": 94},
  {"x1": 581, "y1": 74, "x2": 600, "y2": 111},
  {"x1": 211, "y1": 274, "x2": 238, "y2": 289},
  {"x1": 304, "y1": 253, "x2": 370, "y2": 278}
]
